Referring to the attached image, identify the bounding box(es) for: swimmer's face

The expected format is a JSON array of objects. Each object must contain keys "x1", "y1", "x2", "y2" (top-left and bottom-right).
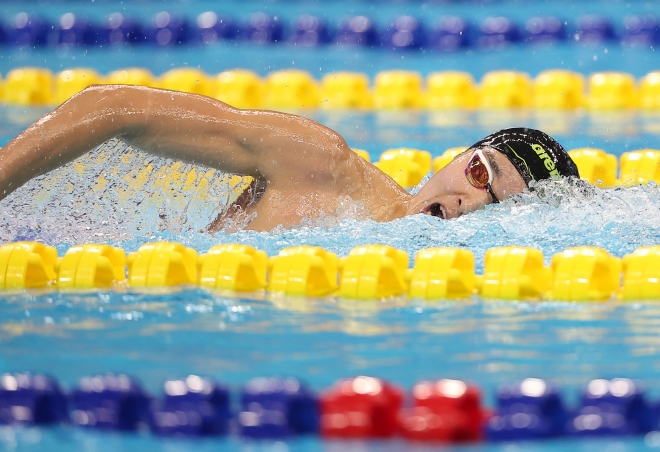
[{"x1": 406, "y1": 147, "x2": 527, "y2": 219}]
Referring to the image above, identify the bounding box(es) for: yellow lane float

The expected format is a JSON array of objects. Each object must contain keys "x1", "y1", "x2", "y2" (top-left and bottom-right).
[
  {"x1": 105, "y1": 68, "x2": 155, "y2": 87},
  {"x1": 408, "y1": 247, "x2": 475, "y2": 300},
  {"x1": 426, "y1": 71, "x2": 477, "y2": 109},
  {"x1": 549, "y1": 246, "x2": 621, "y2": 301},
  {"x1": 568, "y1": 148, "x2": 618, "y2": 187},
  {"x1": 4, "y1": 66, "x2": 660, "y2": 112},
  {"x1": 479, "y1": 71, "x2": 532, "y2": 109},
  {"x1": 320, "y1": 71, "x2": 371, "y2": 109},
  {"x1": 268, "y1": 246, "x2": 338, "y2": 297},
  {"x1": 619, "y1": 149, "x2": 660, "y2": 185},
  {"x1": 480, "y1": 246, "x2": 551, "y2": 300},
  {"x1": 263, "y1": 69, "x2": 320, "y2": 109},
  {"x1": 0, "y1": 242, "x2": 57, "y2": 289},
  {"x1": 373, "y1": 70, "x2": 423, "y2": 109},
  {"x1": 586, "y1": 72, "x2": 638, "y2": 110},
  {"x1": 198, "y1": 244, "x2": 267, "y2": 292},
  {"x1": 5, "y1": 241, "x2": 660, "y2": 303},
  {"x1": 4, "y1": 67, "x2": 54, "y2": 106},
  {"x1": 533, "y1": 70, "x2": 584, "y2": 110},
  {"x1": 339, "y1": 245, "x2": 408, "y2": 299},
  {"x1": 374, "y1": 148, "x2": 432, "y2": 188},
  {"x1": 56, "y1": 244, "x2": 126, "y2": 289},
  {"x1": 212, "y1": 69, "x2": 264, "y2": 109},
  {"x1": 54, "y1": 68, "x2": 103, "y2": 105},
  {"x1": 622, "y1": 246, "x2": 660, "y2": 301},
  {"x1": 157, "y1": 68, "x2": 213, "y2": 96},
  {"x1": 127, "y1": 242, "x2": 198, "y2": 287}
]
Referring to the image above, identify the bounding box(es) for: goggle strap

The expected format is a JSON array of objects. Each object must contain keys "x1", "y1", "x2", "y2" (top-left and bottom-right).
[{"x1": 486, "y1": 183, "x2": 500, "y2": 204}]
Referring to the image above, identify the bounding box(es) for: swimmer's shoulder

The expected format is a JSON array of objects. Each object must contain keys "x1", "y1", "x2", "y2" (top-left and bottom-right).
[{"x1": 332, "y1": 146, "x2": 411, "y2": 219}]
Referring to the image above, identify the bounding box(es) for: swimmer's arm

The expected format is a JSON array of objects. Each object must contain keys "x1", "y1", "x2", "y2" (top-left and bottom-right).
[{"x1": 0, "y1": 84, "x2": 360, "y2": 200}]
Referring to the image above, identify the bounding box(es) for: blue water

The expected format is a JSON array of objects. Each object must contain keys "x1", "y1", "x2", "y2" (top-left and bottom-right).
[
  {"x1": 4, "y1": 117, "x2": 660, "y2": 452},
  {"x1": 3, "y1": 0, "x2": 660, "y2": 451}
]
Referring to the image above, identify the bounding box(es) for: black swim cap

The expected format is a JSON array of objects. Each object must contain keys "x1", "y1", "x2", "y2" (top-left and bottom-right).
[{"x1": 468, "y1": 128, "x2": 580, "y2": 185}]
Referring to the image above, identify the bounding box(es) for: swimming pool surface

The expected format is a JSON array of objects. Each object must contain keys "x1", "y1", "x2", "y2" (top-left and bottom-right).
[{"x1": 2, "y1": 0, "x2": 660, "y2": 451}]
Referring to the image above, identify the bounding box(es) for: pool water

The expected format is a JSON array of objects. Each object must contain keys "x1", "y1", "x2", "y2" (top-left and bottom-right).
[
  {"x1": 3, "y1": 0, "x2": 660, "y2": 450},
  {"x1": 3, "y1": 114, "x2": 660, "y2": 451}
]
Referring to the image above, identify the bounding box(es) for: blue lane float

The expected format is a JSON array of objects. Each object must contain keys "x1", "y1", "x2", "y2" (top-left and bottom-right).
[
  {"x1": 621, "y1": 14, "x2": 660, "y2": 47},
  {"x1": 0, "y1": 373, "x2": 67, "y2": 425},
  {"x1": 56, "y1": 13, "x2": 99, "y2": 47},
  {"x1": 567, "y1": 378, "x2": 654, "y2": 436},
  {"x1": 524, "y1": 16, "x2": 568, "y2": 44},
  {"x1": 7, "y1": 13, "x2": 49, "y2": 47},
  {"x1": 0, "y1": 11, "x2": 656, "y2": 50},
  {"x1": 195, "y1": 11, "x2": 238, "y2": 45},
  {"x1": 335, "y1": 15, "x2": 379, "y2": 46},
  {"x1": 70, "y1": 374, "x2": 151, "y2": 431},
  {"x1": 290, "y1": 14, "x2": 332, "y2": 46},
  {"x1": 243, "y1": 12, "x2": 284, "y2": 45},
  {"x1": 477, "y1": 16, "x2": 522, "y2": 49},
  {"x1": 145, "y1": 11, "x2": 193, "y2": 46},
  {"x1": 4, "y1": 372, "x2": 660, "y2": 444},
  {"x1": 381, "y1": 15, "x2": 426, "y2": 50},
  {"x1": 104, "y1": 13, "x2": 146, "y2": 45},
  {"x1": 487, "y1": 378, "x2": 567, "y2": 441},
  {"x1": 576, "y1": 14, "x2": 617, "y2": 44},
  {"x1": 56, "y1": 11, "x2": 146, "y2": 47},
  {"x1": 238, "y1": 377, "x2": 319, "y2": 439},
  {"x1": 151, "y1": 375, "x2": 231, "y2": 436},
  {"x1": 428, "y1": 16, "x2": 471, "y2": 51}
]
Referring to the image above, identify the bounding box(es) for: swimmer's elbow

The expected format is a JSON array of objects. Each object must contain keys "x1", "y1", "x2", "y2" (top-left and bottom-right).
[
  {"x1": 72, "y1": 84, "x2": 152, "y2": 106},
  {"x1": 60, "y1": 85, "x2": 126, "y2": 117},
  {"x1": 55, "y1": 85, "x2": 151, "y2": 140},
  {"x1": 67, "y1": 84, "x2": 121, "y2": 103}
]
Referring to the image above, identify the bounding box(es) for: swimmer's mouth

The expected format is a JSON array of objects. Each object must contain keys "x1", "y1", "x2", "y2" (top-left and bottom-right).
[{"x1": 422, "y1": 203, "x2": 445, "y2": 219}]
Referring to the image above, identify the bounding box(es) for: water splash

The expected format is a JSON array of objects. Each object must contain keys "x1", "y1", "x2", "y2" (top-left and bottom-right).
[
  {"x1": 212, "y1": 177, "x2": 660, "y2": 271},
  {"x1": 409, "y1": 172, "x2": 432, "y2": 195},
  {"x1": 298, "y1": 195, "x2": 370, "y2": 229},
  {"x1": 0, "y1": 139, "x2": 252, "y2": 244}
]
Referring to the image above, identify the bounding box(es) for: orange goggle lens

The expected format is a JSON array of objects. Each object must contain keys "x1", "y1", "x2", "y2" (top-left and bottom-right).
[{"x1": 465, "y1": 153, "x2": 491, "y2": 188}]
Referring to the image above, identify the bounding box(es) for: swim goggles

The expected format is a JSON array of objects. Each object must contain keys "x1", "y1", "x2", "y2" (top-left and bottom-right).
[{"x1": 464, "y1": 149, "x2": 500, "y2": 203}]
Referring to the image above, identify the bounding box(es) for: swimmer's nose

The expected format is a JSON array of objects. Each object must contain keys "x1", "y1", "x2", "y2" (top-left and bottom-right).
[
  {"x1": 456, "y1": 193, "x2": 489, "y2": 217},
  {"x1": 441, "y1": 196, "x2": 462, "y2": 219}
]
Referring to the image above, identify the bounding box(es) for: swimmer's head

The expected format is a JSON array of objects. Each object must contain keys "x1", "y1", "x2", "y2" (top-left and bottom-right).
[
  {"x1": 406, "y1": 127, "x2": 580, "y2": 219},
  {"x1": 470, "y1": 127, "x2": 580, "y2": 185}
]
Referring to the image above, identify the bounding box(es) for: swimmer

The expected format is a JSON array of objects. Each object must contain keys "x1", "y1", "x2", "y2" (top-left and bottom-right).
[{"x1": 0, "y1": 85, "x2": 579, "y2": 231}]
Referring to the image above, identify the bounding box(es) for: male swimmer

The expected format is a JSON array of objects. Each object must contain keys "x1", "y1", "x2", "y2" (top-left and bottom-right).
[{"x1": 0, "y1": 85, "x2": 579, "y2": 231}]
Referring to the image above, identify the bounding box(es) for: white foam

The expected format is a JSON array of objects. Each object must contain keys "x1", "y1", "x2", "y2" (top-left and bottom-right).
[{"x1": 0, "y1": 139, "x2": 249, "y2": 244}]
